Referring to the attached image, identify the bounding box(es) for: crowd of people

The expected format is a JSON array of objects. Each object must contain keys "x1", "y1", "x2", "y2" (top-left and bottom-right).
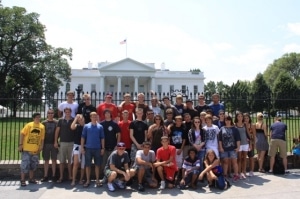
[{"x1": 18, "y1": 91, "x2": 290, "y2": 192}]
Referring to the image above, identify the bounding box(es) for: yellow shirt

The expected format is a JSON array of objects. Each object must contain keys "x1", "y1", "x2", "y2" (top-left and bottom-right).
[{"x1": 21, "y1": 122, "x2": 45, "y2": 153}]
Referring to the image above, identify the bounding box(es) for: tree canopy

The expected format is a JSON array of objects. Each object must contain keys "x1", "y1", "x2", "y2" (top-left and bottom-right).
[{"x1": 0, "y1": 6, "x2": 72, "y2": 111}]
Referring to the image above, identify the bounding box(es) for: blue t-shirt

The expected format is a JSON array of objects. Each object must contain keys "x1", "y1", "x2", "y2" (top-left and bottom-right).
[
  {"x1": 82, "y1": 122, "x2": 105, "y2": 149},
  {"x1": 270, "y1": 122, "x2": 287, "y2": 141},
  {"x1": 209, "y1": 103, "x2": 225, "y2": 117}
]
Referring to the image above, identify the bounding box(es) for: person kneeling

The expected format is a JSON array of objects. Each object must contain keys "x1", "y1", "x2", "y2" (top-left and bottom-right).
[
  {"x1": 179, "y1": 147, "x2": 200, "y2": 189},
  {"x1": 104, "y1": 142, "x2": 131, "y2": 192},
  {"x1": 130, "y1": 142, "x2": 158, "y2": 192}
]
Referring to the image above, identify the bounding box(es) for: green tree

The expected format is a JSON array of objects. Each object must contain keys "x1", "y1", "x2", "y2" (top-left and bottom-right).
[
  {"x1": 0, "y1": 6, "x2": 72, "y2": 114},
  {"x1": 263, "y1": 53, "x2": 300, "y2": 89},
  {"x1": 273, "y1": 73, "x2": 299, "y2": 111},
  {"x1": 251, "y1": 73, "x2": 271, "y2": 112}
]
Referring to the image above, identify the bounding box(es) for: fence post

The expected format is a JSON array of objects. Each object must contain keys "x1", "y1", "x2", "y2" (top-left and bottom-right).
[{"x1": 75, "y1": 86, "x2": 82, "y2": 103}]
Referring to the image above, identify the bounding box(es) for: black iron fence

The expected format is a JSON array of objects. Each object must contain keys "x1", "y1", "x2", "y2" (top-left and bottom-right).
[{"x1": 1, "y1": 90, "x2": 300, "y2": 161}]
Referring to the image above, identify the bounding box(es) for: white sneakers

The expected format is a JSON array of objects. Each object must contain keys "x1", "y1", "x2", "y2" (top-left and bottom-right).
[
  {"x1": 248, "y1": 171, "x2": 254, "y2": 177},
  {"x1": 159, "y1": 180, "x2": 166, "y2": 189},
  {"x1": 107, "y1": 182, "x2": 115, "y2": 192},
  {"x1": 115, "y1": 179, "x2": 125, "y2": 189}
]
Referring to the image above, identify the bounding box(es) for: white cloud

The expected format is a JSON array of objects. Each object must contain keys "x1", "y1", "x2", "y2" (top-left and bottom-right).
[
  {"x1": 287, "y1": 22, "x2": 300, "y2": 36},
  {"x1": 283, "y1": 43, "x2": 300, "y2": 53},
  {"x1": 212, "y1": 42, "x2": 233, "y2": 51}
]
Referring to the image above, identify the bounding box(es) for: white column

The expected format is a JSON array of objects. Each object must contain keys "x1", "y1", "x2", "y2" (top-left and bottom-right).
[
  {"x1": 117, "y1": 76, "x2": 122, "y2": 100},
  {"x1": 134, "y1": 76, "x2": 139, "y2": 94},
  {"x1": 99, "y1": 76, "x2": 105, "y2": 92},
  {"x1": 151, "y1": 76, "x2": 155, "y2": 91}
]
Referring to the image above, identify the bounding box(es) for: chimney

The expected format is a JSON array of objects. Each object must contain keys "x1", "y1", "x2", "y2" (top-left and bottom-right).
[{"x1": 88, "y1": 61, "x2": 92, "y2": 69}]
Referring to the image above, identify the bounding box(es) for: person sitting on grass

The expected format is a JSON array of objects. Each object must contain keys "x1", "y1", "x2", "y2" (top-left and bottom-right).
[
  {"x1": 19, "y1": 112, "x2": 45, "y2": 187},
  {"x1": 179, "y1": 147, "x2": 201, "y2": 189}
]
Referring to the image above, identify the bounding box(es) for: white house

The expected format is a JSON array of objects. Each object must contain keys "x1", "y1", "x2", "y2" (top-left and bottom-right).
[{"x1": 59, "y1": 58, "x2": 205, "y2": 100}]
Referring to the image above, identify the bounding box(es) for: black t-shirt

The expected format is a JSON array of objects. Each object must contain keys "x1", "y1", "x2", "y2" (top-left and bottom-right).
[
  {"x1": 129, "y1": 120, "x2": 148, "y2": 145},
  {"x1": 42, "y1": 120, "x2": 58, "y2": 144},
  {"x1": 169, "y1": 125, "x2": 187, "y2": 149},
  {"x1": 77, "y1": 103, "x2": 97, "y2": 123},
  {"x1": 74, "y1": 124, "x2": 84, "y2": 145},
  {"x1": 183, "y1": 122, "x2": 192, "y2": 145},
  {"x1": 195, "y1": 104, "x2": 210, "y2": 115},
  {"x1": 100, "y1": 120, "x2": 121, "y2": 150},
  {"x1": 183, "y1": 108, "x2": 198, "y2": 120}
]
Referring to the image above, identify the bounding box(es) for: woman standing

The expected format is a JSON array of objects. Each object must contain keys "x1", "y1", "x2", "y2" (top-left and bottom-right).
[
  {"x1": 234, "y1": 111, "x2": 249, "y2": 179},
  {"x1": 147, "y1": 115, "x2": 167, "y2": 153},
  {"x1": 188, "y1": 116, "x2": 206, "y2": 171},
  {"x1": 244, "y1": 113, "x2": 256, "y2": 176},
  {"x1": 255, "y1": 112, "x2": 269, "y2": 173}
]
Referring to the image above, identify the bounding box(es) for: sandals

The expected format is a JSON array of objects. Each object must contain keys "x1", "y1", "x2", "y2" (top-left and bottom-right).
[
  {"x1": 29, "y1": 179, "x2": 38, "y2": 184},
  {"x1": 258, "y1": 169, "x2": 266, "y2": 173},
  {"x1": 79, "y1": 180, "x2": 85, "y2": 185},
  {"x1": 56, "y1": 178, "x2": 63, "y2": 183},
  {"x1": 83, "y1": 182, "x2": 90, "y2": 188},
  {"x1": 96, "y1": 181, "x2": 103, "y2": 187},
  {"x1": 20, "y1": 180, "x2": 27, "y2": 187}
]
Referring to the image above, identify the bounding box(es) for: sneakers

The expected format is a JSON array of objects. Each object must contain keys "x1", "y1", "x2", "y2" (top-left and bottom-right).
[
  {"x1": 248, "y1": 171, "x2": 254, "y2": 177},
  {"x1": 114, "y1": 179, "x2": 125, "y2": 189},
  {"x1": 107, "y1": 182, "x2": 115, "y2": 192},
  {"x1": 159, "y1": 180, "x2": 166, "y2": 189},
  {"x1": 41, "y1": 176, "x2": 49, "y2": 182},
  {"x1": 240, "y1": 173, "x2": 246, "y2": 179},
  {"x1": 138, "y1": 183, "x2": 145, "y2": 192},
  {"x1": 233, "y1": 175, "x2": 239, "y2": 182}
]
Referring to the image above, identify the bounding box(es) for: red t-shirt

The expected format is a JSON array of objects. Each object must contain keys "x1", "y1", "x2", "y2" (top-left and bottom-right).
[
  {"x1": 97, "y1": 103, "x2": 118, "y2": 121},
  {"x1": 118, "y1": 120, "x2": 132, "y2": 149},
  {"x1": 156, "y1": 145, "x2": 177, "y2": 169},
  {"x1": 119, "y1": 103, "x2": 135, "y2": 121}
]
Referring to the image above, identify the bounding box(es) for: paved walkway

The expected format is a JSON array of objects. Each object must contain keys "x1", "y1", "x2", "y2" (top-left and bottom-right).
[{"x1": 1, "y1": 170, "x2": 300, "y2": 199}]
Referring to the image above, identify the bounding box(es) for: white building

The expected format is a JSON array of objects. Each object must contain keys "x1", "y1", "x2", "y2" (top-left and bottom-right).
[{"x1": 59, "y1": 58, "x2": 205, "y2": 100}]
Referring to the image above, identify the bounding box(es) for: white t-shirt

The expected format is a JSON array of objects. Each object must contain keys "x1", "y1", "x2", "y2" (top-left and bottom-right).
[
  {"x1": 58, "y1": 101, "x2": 78, "y2": 118},
  {"x1": 203, "y1": 124, "x2": 220, "y2": 156}
]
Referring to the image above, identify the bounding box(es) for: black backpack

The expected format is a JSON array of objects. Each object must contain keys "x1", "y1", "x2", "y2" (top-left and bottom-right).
[{"x1": 273, "y1": 152, "x2": 285, "y2": 175}]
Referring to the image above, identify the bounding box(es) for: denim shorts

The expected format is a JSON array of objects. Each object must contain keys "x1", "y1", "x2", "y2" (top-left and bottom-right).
[
  {"x1": 85, "y1": 148, "x2": 102, "y2": 166},
  {"x1": 220, "y1": 150, "x2": 237, "y2": 159}
]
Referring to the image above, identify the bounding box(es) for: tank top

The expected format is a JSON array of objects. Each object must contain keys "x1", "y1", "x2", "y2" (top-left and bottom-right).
[
  {"x1": 152, "y1": 126, "x2": 165, "y2": 148},
  {"x1": 256, "y1": 123, "x2": 264, "y2": 134}
]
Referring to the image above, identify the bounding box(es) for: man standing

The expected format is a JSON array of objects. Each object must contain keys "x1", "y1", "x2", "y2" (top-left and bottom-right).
[
  {"x1": 97, "y1": 93, "x2": 118, "y2": 121},
  {"x1": 58, "y1": 91, "x2": 78, "y2": 118},
  {"x1": 144, "y1": 109, "x2": 155, "y2": 127},
  {"x1": 130, "y1": 108, "x2": 148, "y2": 163},
  {"x1": 100, "y1": 109, "x2": 121, "y2": 176},
  {"x1": 268, "y1": 117, "x2": 289, "y2": 174},
  {"x1": 118, "y1": 110, "x2": 132, "y2": 160},
  {"x1": 130, "y1": 142, "x2": 158, "y2": 192},
  {"x1": 81, "y1": 112, "x2": 105, "y2": 187},
  {"x1": 160, "y1": 96, "x2": 179, "y2": 119},
  {"x1": 195, "y1": 94, "x2": 209, "y2": 116},
  {"x1": 77, "y1": 93, "x2": 96, "y2": 123},
  {"x1": 118, "y1": 93, "x2": 135, "y2": 121},
  {"x1": 208, "y1": 93, "x2": 225, "y2": 119},
  {"x1": 54, "y1": 107, "x2": 74, "y2": 183},
  {"x1": 19, "y1": 112, "x2": 45, "y2": 186},
  {"x1": 183, "y1": 99, "x2": 198, "y2": 120},
  {"x1": 41, "y1": 109, "x2": 58, "y2": 182},
  {"x1": 154, "y1": 136, "x2": 178, "y2": 189},
  {"x1": 104, "y1": 142, "x2": 131, "y2": 192}
]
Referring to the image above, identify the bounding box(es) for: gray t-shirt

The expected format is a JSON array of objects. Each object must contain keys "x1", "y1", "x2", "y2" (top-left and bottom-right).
[
  {"x1": 133, "y1": 149, "x2": 155, "y2": 168},
  {"x1": 57, "y1": 118, "x2": 74, "y2": 142},
  {"x1": 236, "y1": 126, "x2": 248, "y2": 145},
  {"x1": 105, "y1": 150, "x2": 130, "y2": 170}
]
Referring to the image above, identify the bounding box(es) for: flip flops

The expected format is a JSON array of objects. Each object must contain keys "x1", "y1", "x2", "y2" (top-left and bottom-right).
[{"x1": 20, "y1": 180, "x2": 26, "y2": 187}]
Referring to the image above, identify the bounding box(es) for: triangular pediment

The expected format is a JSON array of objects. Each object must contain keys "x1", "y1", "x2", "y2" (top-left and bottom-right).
[{"x1": 99, "y1": 58, "x2": 156, "y2": 72}]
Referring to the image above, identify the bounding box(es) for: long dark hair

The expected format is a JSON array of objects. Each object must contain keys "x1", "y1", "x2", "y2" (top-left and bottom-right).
[
  {"x1": 191, "y1": 116, "x2": 202, "y2": 130},
  {"x1": 154, "y1": 115, "x2": 164, "y2": 126},
  {"x1": 204, "y1": 149, "x2": 218, "y2": 165}
]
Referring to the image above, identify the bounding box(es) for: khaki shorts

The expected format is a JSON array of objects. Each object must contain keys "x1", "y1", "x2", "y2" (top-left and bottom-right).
[
  {"x1": 268, "y1": 139, "x2": 287, "y2": 158},
  {"x1": 58, "y1": 142, "x2": 73, "y2": 163}
]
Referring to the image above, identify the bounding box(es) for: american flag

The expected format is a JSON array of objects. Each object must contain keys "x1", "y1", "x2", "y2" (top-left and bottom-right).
[{"x1": 120, "y1": 39, "x2": 126, "y2": 45}]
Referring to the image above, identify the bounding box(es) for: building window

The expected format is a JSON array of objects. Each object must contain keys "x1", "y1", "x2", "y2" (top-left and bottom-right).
[
  {"x1": 124, "y1": 85, "x2": 129, "y2": 93},
  {"x1": 109, "y1": 85, "x2": 114, "y2": 93},
  {"x1": 170, "y1": 85, "x2": 174, "y2": 93},
  {"x1": 66, "y1": 83, "x2": 70, "y2": 92},
  {"x1": 91, "y1": 84, "x2": 96, "y2": 92},
  {"x1": 181, "y1": 85, "x2": 186, "y2": 94},
  {"x1": 157, "y1": 85, "x2": 162, "y2": 93},
  {"x1": 139, "y1": 85, "x2": 144, "y2": 93},
  {"x1": 193, "y1": 85, "x2": 198, "y2": 94}
]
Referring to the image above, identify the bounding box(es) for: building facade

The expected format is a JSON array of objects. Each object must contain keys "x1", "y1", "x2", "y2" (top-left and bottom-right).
[{"x1": 59, "y1": 58, "x2": 205, "y2": 100}]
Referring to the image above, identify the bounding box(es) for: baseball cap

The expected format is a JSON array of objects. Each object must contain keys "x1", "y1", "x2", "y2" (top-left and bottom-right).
[{"x1": 116, "y1": 142, "x2": 126, "y2": 147}]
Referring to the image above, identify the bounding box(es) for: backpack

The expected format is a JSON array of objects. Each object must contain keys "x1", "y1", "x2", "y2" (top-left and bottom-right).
[
  {"x1": 273, "y1": 152, "x2": 285, "y2": 175},
  {"x1": 293, "y1": 144, "x2": 300, "y2": 156}
]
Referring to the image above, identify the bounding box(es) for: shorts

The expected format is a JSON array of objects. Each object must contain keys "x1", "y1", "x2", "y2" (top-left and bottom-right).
[
  {"x1": 220, "y1": 150, "x2": 237, "y2": 159},
  {"x1": 58, "y1": 142, "x2": 73, "y2": 164},
  {"x1": 85, "y1": 148, "x2": 102, "y2": 166},
  {"x1": 182, "y1": 170, "x2": 200, "y2": 186},
  {"x1": 239, "y1": 144, "x2": 249, "y2": 152},
  {"x1": 104, "y1": 168, "x2": 125, "y2": 179},
  {"x1": 71, "y1": 144, "x2": 85, "y2": 169},
  {"x1": 175, "y1": 149, "x2": 183, "y2": 168},
  {"x1": 42, "y1": 144, "x2": 58, "y2": 161},
  {"x1": 268, "y1": 139, "x2": 287, "y2": 158},
  {"x1": 20, "y1": 151, "x2": 39, "y2": 173}
]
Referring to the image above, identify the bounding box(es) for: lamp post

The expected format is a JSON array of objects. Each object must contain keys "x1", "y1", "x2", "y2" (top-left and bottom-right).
[{"x1": 75, "y1": 85, "x2": 83, "y2": 104}]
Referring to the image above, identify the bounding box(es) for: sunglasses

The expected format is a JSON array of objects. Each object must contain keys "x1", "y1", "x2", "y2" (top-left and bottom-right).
[{"x1": 194, "y1": 121, "x2": 200, "y2": 123}]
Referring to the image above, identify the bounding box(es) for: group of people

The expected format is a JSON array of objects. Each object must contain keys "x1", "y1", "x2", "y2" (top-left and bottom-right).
[{"x1": 18, "y1": 91, "x2": 289, "y2": 192}]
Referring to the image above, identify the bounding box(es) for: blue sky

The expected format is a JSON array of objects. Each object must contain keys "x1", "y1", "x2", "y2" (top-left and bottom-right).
[{"x1": 4, "y1": 0, "x2": 300, "y2": 85}]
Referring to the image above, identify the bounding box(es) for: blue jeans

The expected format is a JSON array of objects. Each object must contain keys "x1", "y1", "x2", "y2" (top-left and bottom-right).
[{"x1": 197, "y1": 150, "x2": 206, "y2": 172}]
